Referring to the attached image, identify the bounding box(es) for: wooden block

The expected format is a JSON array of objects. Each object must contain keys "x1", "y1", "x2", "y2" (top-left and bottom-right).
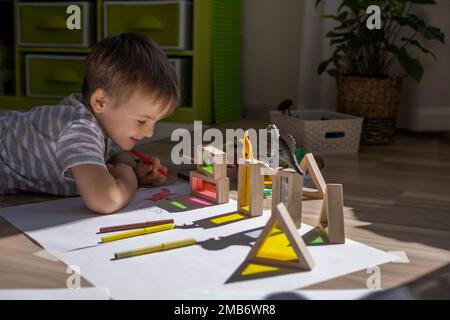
[
  {"x1": 271, "y1": 168, "x2": 303, "y2": 229},
  {"x1": 318, "y1": 183, "x2": 345, "y2": 244},
  {"x1": 197, "y1": 145, "x2": 227, "y2": 180},
  {"x1": 237, "y1": 161, "x2": 264, "y2": 217},
  {"x1": 300, "y1": 153, "x2": 326, "y2": 199},
  {"x1": 246, "y1": 202, "x2": 315, "y2": 270},
  {"x1": 190, "y1": 170, "x2": 229, "y2": 204}
]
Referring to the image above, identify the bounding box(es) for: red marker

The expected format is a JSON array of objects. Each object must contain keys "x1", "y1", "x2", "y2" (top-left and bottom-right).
[{"x1": 131, "y1": 149, "x2": 170, "y2": 178}]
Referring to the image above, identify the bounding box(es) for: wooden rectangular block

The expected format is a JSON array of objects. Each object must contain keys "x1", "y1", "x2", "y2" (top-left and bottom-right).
[
  {"x1": 197, "y1": 145, "x2": 227, "y2": 180},
  {"x1": 190, "y1": 170, "x2": 229, "y2": 204},
  {"x1": 237, "y1": 161, "x2": 264, "y2": 217},
  {"x1": 272, "y1": 168, "x2": 303, "y2": 229},
  {"x1": 318, "y1": 183, "x2": 345, "y2": 244}
]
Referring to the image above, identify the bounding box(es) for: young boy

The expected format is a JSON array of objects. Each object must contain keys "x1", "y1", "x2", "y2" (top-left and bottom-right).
[{"x1": 0, "y1": 32, "x2": 180, "y2": 214}]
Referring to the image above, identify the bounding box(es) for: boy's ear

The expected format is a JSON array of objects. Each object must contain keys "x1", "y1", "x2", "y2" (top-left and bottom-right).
[{"x1": 90, "y1": 88, "x2": 109, "y2": 114}]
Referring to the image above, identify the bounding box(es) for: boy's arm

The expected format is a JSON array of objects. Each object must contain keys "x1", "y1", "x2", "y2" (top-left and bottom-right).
[
  {"x1": 71, "y1": 163, "x2": 137, "y2": 215},
  {"x1": 109, "y1": 151, "x2": 138, "y2": 169}
]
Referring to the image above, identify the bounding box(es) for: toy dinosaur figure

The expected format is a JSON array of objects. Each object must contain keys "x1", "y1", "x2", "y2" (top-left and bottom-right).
[
  {"x1": 240, "y1": 130, "x2": 255, "y2": 162},
  {"x1": 277, "y1": 99, "x2": 293, "y2": 116},
  {"x1": 267, "y1": 124, "x2": 324, "y2": 174},
  {"x1": 279, "y1": 133, "x2": 305, "y2": 176}
]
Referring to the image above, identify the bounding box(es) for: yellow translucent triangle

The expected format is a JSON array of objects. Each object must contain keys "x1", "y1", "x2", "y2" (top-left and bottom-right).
[
  {"x1": 255, "y1": 222, "x2": 299, "y2": 262},
  {"x1": 241, "y1": 263, "x2": 279, "y2": 276},
  {"x1": 210, "y1": 213, "x2": 245, "y2": 224}
]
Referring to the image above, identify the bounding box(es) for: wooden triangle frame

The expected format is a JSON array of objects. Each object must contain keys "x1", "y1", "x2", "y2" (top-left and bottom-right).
[
  {"x1": 300, "y1": 153, "x2": 326, "y2": 199},
  {"x1": 246, "y1": 202, "x2": 315, "y2": 270},
  {"x1": 318, "y1": 184, "x2": 345, "y2": 244}
]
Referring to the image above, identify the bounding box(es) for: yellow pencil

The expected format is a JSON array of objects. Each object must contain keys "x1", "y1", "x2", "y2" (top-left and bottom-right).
[
  {"x1": 114, "y1": 238, "x2": 197, "y2": 260},
  {"x1": 101, "y1": 223, "x2": 173, "y2": 243}
]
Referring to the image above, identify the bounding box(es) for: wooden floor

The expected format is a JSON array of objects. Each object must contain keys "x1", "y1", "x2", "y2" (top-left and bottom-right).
[{"x1": 1, "y1": 122, "x2": 449, "y2": 299}]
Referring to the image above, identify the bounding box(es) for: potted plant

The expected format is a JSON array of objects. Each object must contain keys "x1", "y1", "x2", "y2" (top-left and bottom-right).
[{"x1": 316, "y1": 0, "x2": 444, "y2": 145}]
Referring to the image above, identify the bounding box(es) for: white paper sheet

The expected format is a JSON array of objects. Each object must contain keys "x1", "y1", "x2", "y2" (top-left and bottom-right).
[
  {"x1": 0, "y1": 182, "x2": 191, "y2": 253},
  {"x1": 0, "y1": 287, "x2": 110, "y2": 300},
  {"x1": 56, "y1": 219, "x2": 392, "y2": 299},
  {"x1": 0, "y1": 181, "x2": 393, "y2": 300}
]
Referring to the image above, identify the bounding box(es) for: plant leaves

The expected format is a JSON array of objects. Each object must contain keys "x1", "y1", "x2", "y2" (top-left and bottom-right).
[
  {"x1": 402, "y1": 37, "x2": 437, "y2": 60},
  {"x1": 386, "y1": 45, "x2": 424, "y2": 82},
  {"x1": 394, "y1": 14, "x2": 445, "y2": 43}
]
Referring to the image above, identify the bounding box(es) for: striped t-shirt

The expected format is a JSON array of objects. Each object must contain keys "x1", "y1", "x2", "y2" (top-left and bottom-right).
[{"x1": 0, "y1": 93, "x2": 122, "y2": 196}]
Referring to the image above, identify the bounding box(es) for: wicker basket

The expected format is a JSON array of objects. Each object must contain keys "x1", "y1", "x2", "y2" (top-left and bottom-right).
[
  {"x1": 269, "y1": 110, "x2": 363, "y2": 155},
  {"x1": 337, "y1": 75, "x2": 403, "y2": 145}
]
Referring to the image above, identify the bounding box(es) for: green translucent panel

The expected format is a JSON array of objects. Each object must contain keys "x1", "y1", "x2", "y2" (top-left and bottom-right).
[
  {"x1": 321, "y1": 222, "x2": 329, "y2": 234},
  {"x1": 311, "y1": 235, "x2": 325, "y2": 244},
  {"x1": 202, "y1": 164, "x2": 214, "y2": 174}
]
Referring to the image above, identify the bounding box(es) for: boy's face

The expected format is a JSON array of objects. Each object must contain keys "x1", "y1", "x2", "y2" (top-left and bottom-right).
[{"x1": 92, "y1": 88, "x2": 171, "y2": 150}]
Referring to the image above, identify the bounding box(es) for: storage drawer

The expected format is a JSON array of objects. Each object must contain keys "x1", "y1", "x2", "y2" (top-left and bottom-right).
[
  {"x1": 104, "y1": 1, "x2": 192, "y2": 50},
  {"x1": 17, "y1": 2, "x2": 95, "y2": 48},
  {"x1": 170, "y1": 58, "x2": 192, "y2": 107},
  {"x1": 26, "y1": 54, "x2": 86, "y2": 98}
]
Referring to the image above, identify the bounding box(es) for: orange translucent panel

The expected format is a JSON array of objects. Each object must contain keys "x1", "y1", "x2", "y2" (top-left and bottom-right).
[{"x1": 193, "y1": 177, "x2": 216, "y2": 199}]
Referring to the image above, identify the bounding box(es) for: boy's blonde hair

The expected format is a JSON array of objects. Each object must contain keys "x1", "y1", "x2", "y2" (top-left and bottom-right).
[{"x1": 82, "y1": 32, "x2": 180, "y2": 113}]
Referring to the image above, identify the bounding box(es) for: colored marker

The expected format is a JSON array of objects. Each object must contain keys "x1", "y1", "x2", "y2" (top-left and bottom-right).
[
  {"x1": 98, "y1": 219, "x2": 174, "y2": 234},
  {"x1": 114, "y1": 238, "x2": 197, "y2": 260},
  {"x1": 131, "y1": 149, "x2": 170, "y2": 178},
  {"x1": 101, "y1": 223, "x2": 173, "y2": 243}
]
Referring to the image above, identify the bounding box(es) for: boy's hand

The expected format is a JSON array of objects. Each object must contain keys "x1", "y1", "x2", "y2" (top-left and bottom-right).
[{"x1": 133, "y1": 157, "x2": 168, "y2": 186}]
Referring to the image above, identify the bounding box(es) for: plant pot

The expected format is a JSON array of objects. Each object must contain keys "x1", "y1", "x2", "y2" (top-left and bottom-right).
[{"x1": 337, "y1": 75, "x2": 403, "y2": 145}]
